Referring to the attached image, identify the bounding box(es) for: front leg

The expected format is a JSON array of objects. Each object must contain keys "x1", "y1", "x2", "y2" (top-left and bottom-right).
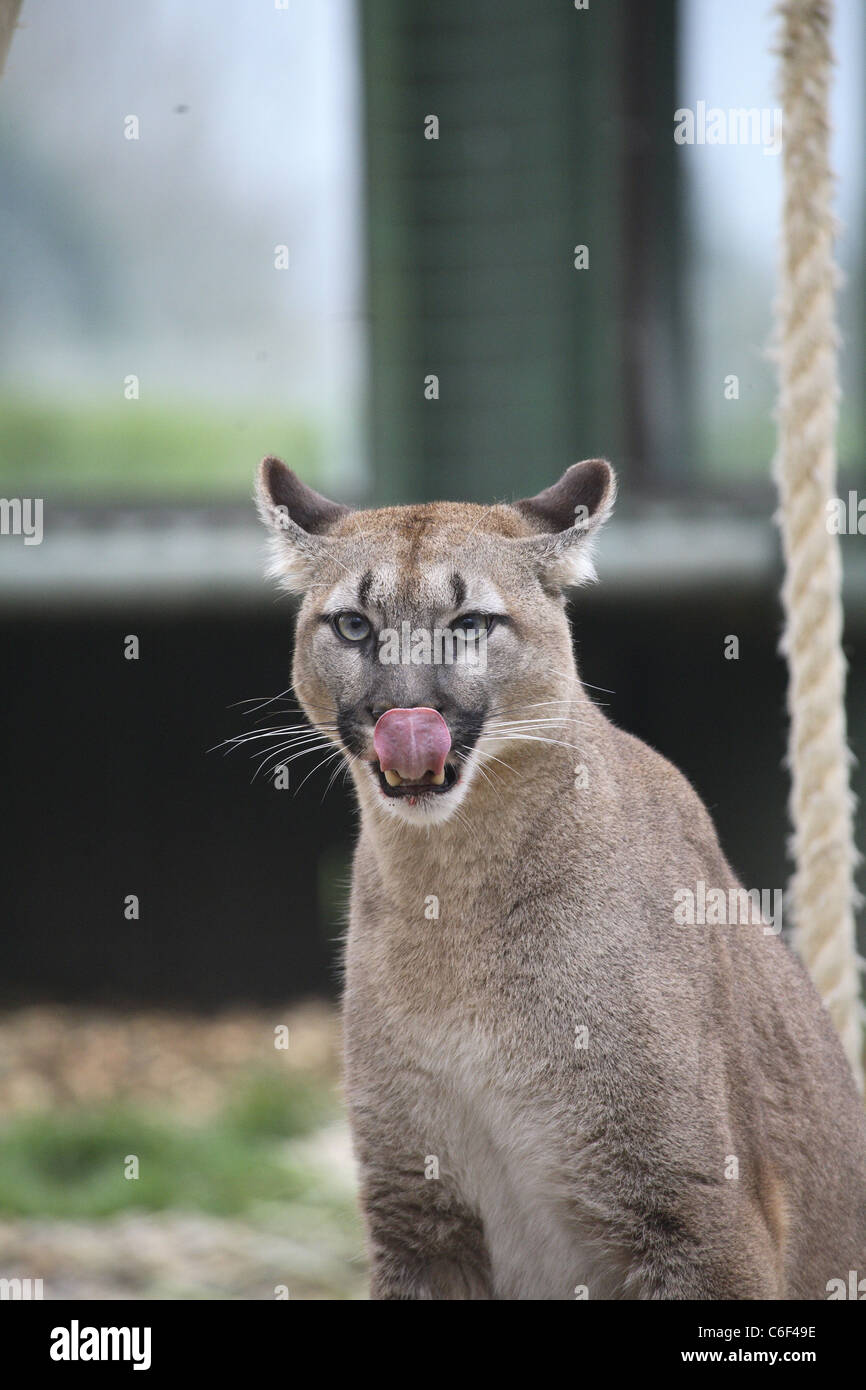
[{"x1": 361, "y1": 1158, "x2": 493, "y2": 1300}]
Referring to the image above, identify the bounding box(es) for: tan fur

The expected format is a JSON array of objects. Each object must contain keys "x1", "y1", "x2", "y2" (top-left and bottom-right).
[{"x1": 256, "y1": 457, "x2": 866, "y2": 1300}]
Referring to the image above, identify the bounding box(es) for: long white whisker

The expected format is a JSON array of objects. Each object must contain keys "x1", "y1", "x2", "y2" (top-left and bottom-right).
[
  {"x1": 485, "y1": 721, "x2": 564, "y2": 732},
  {"x1": 473, "y1": 747, "x2": 518, "y2": 777},
  {"x1": 293, "y1": 746, "x2": 347, "y2": 796},
  {"x1": 489, "y1": 698, "x2": 587, "y2": 715},
  {"x1": 228, "y1": 688, "x2": 293, "y2": 713},
  {"x1": 323, "y1": 751, "x2": 356, "y2": 799},
  {"x1": 479, "y1": 732, "x2": 583, "y2": 754},
  {"x1": 469, "y1": 757, "x2": 501, "y2": 798},
  {"x1": 214, "y1": 723, "x2": 337, "y2": 754},
  {"x1": 254, "y1": 737, "x2": 338, "y2": 781}
]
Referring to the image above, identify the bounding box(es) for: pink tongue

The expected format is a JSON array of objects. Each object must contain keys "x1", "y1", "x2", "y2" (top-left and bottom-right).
[{"x1": 373, "y1": 707, "x2": 451, "y2": 781}]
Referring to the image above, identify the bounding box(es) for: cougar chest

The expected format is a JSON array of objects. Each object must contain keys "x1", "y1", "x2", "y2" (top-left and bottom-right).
[{"x1": 370, "y1": 939, "x2": 601, "y2": 1300}]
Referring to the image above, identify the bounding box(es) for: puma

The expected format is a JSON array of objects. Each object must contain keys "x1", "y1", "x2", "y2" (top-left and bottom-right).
[{"x1": 256, "y1": 454, "x2": 866, "y2": 1300}]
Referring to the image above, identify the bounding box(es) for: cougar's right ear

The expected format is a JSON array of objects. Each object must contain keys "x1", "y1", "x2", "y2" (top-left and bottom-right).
[{"x1": 255, "y1": 456, "x2": 351, "y2": 592}]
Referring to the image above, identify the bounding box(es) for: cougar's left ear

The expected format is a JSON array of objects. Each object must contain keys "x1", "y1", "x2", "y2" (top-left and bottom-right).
[
  {"x1": 255, "y1": 456, "x2": 352, "y2": 592},
  {"x1": 510, "y1": 458, "x2": 616, "y2": 587}
]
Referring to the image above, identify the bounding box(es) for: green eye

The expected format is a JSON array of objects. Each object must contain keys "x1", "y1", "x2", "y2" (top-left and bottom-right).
[
  {"x1": 453, "y1": 613, "x2": 491, "y2": 634},
  {"x1": 334, "y1": 611, "x2": 371, "y2": 642}
]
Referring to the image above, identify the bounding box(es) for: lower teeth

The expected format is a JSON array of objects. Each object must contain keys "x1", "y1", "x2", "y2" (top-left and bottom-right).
[{"x1": 380, "y1": 768, "x2": 449, "y2": 790}]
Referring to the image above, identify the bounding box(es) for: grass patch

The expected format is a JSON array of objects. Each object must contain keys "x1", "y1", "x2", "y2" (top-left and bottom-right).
[
  {"x1": 0, "y1": 396, "x2": 322, "y2": 500},
  {"x1": 221, "y1": 1072, "x2": 334, "y2": 1141},
  {"x1": 0, "y1": 1072, "x2": 338, "y2": 1220}
]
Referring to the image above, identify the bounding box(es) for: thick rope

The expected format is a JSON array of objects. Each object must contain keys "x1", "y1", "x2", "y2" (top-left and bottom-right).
[
  {"x1": 774, "y1": 0, "x2": 863, "y2": 1087},
  {"x1": 0, "y1": 1, "x2": 22, "y2": 78}
]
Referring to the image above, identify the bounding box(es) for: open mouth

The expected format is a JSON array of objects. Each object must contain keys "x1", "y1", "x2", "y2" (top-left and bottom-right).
[
  {"x1": 373, "y1": 761, "x2": 459, "y2": 798},
  {"x1": 370, "y1": 706, "x2": 458, "y2": 802}
]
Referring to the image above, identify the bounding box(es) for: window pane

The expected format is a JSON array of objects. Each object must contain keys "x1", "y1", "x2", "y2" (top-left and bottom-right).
[
  {"x1": 0, "y1": 0, "x2": 365, "y2": 501},
  {"x1": 679, "y1": 0, "x2": 864, "y2": 487}
]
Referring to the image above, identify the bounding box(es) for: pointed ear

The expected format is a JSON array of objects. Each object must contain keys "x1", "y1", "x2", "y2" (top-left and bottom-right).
[
  {"x1": 255, "y1": 456, "x2": 351, "y2": 592},
  {"x1": 510, "y1": 458, "x2": 616, "y2": 587},
  {"x1": 256, "y1": 456, "x2": 350, "y2": 534}
]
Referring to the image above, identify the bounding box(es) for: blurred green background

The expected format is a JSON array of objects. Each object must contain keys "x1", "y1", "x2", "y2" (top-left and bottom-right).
[
  {"x1": 1, "y1": 0, "x2": 862, "y2": 507},
  {"x1": 0, "y1": 1006, "x2": 364, "y2": 1298}
]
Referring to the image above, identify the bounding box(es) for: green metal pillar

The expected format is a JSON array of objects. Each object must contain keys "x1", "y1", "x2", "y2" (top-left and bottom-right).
[{"x1": 362, "y1": 0, "x2": 681, "y2": 505}]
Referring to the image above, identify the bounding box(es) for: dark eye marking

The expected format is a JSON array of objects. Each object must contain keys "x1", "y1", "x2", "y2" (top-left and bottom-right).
[
  {"x1": 357, "y1": 569, "x2": 374, "y2": 610},
  {"x1": 450, "y1": 572, "x2": 466, "y2": 609}
]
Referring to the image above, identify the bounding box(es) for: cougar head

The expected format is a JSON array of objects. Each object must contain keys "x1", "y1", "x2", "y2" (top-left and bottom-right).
[{"x1": 256, "y1": 457, "x2": 615, "y2": 826}]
